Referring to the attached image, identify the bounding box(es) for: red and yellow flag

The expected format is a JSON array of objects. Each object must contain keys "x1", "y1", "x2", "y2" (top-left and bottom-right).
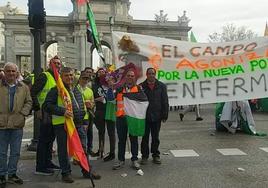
[{"x1": 51, "y1": 64, "x2": 90, "y2": 172}]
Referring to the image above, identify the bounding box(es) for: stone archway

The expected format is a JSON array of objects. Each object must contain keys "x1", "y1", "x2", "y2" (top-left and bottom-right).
[
  {"x1": 45, "y1": 41, "x2": 58, "y2": 67},
  {"x1": 0, "y1": 0, "x2": 191, "y2": 71},
  {"x1": 90, "y1": 40, "x2": 113, "y2": 70}
]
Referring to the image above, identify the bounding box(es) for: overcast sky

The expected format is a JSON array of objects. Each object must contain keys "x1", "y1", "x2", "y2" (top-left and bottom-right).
[{"x1": 1, "y1": 0, "x2": 267, "y2": 42}]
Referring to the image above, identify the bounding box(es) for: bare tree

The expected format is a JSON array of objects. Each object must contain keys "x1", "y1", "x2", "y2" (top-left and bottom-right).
[{"x1": 208, "y1": 23, "x2": 258, "y2": 42}]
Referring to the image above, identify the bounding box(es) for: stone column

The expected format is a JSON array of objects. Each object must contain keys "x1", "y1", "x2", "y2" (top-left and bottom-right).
[
  {"x1": 79, "y1": 30, "x2": 86, "y2": 71},
  {"x1": 4, "y1": 30, "x2": 14, "y2": 63},
  {"x1": 84, "y1": 40, "x2": 91, "y2": 68},
  {"x1": 30, "y1": 32, "x2": 34, "y2": 71}
]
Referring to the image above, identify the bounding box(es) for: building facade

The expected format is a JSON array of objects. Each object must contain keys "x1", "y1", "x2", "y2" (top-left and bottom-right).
[{"x1": 0, "y1": 0, "x2": 191, "y2": 71}]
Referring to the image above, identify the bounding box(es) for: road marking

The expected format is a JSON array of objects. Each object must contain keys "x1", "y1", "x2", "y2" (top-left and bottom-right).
[
  {"x1": 170, "y1": 149, "x2": 199, "y2": 157},
  {"x1": 216, "y1": 148, "x2": 247, "y2": 156},
  {"x1": 259, "y1": 147, "x2": 268, "y2": 152}
]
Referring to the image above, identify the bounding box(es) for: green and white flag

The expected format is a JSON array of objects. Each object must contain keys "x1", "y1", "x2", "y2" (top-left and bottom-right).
[
  {"x1": 86, "y1": 2, "x2": 105, "y2": 63},
  {"x1": 123, "y1": 91, "x2": 149, "y2": 136}
]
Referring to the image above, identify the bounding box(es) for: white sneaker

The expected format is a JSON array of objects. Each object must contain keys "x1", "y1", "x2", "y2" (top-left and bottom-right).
[
  {"x1": 113, "y1": 161, "x2": 125, "y2": 170},
  {"x1": 132, "y1": 160, "x2": 140, "y2": 170}
]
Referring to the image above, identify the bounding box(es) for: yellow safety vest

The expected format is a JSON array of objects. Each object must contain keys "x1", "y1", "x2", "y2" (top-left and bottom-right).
[
  {"x1": 77, "y1": 85, "x2": 94, "y2": 120},
  {"x1": 37, "y1": 72, "x2": 56, "y2": 108},
  {"x1": 116, "y1": 86, "x2": 139, "y2": 117},
  {"x1": 30, "y1": 74, "x2": 35, "y2": 85},
  {"x1": 52, "y1": 96, "x2": 65, "y2": 126}
]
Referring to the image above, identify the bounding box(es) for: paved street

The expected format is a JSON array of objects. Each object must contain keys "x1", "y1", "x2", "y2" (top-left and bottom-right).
[{"x1": 15, "y1": 104, "x2": 268, "y2": 188}]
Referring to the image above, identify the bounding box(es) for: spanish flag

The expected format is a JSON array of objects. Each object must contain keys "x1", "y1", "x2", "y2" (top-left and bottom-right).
[{"x1": 51, "y1": 64, "x2": 90, "y2": 172}]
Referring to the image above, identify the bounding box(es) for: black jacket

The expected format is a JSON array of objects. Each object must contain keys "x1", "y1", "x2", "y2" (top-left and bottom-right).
[
  {"x1": 43, "y1": 86, "x2": 86, "y2": 125},
  {"x1": 92, "y1": 80, "x2": 106, "y2": 112},
  {"x1": 141, "y1": 79, "x2": 169, "y2": 122}
]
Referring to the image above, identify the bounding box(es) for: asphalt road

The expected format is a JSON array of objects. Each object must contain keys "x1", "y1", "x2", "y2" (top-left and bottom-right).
[{"x1": 14, "y1": 104, "x2": 268, "y2": 188}]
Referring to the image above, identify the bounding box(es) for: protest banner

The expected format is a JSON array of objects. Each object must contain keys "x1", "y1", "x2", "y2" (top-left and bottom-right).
[{"x1": 112, "y1": 32, "x2": 268, "y2": 106}]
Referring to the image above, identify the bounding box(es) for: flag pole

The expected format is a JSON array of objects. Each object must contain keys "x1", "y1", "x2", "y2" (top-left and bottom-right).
[
  {"x1": 109, "y1": 16, "x2": 117, "y2": 70},
  {"x1": 86, "y1": 1, "x2": 106, "y2": 65}
]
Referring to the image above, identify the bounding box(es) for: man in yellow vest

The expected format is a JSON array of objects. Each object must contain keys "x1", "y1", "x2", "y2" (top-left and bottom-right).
[
  {"x1": 31, "y1": 56, "x2": 62, "y2": 175},
  {"x1": 84, "y1": 67, "x2": 94, "y2": 88},
  {"x1": 43, "y1": 67, "x2": 101, "y2": 183},
  {"x1": 76, "y1": 71, "x2": 95, "y2": 156},
  {"x1": 113, "y1": 70, "x2": 141, "y2": 170}
]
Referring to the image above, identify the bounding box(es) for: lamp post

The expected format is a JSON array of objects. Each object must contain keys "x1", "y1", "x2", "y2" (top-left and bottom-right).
[{"x1": 27, "y1": 0, "x2": 46, "y2": 151}]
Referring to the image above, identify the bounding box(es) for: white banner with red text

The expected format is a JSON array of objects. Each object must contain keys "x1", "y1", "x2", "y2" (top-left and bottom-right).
[{"x1": 112, "y1": 31, "x2": 268, "y2": 106}]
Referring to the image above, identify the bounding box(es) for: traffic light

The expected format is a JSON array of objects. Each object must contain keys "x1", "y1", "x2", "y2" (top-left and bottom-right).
[{"x1": 28, "y1": 0, "x2": 46, "y2": 29}]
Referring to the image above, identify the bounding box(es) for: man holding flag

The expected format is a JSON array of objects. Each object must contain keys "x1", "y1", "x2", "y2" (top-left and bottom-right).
[
  {"x1": 43, "y1": 67, "x2": 101, "y2": 183},
  {"x1": 113, "y1": 70, "x2": 149, "y2": 170}
]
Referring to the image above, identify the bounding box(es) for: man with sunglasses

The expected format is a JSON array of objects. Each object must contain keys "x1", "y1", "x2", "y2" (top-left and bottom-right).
[
  {"x1": 84, "y1": 67, "x2": 95, "y2": 88},
  {"x1": 31, "y1": 56, "x2": 62, "y2": 175},
  {"x1": 76, "y1": 71, "x2": 95, "y2": 156}
]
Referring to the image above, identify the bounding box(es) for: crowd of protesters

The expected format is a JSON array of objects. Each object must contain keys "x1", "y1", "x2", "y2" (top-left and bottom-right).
[
  {"x1": 0, "y1": 54, "x2": 264, "y2": 188},
  {"x1": 0, "y1": 56, "x2": 169, "y2": 187}
]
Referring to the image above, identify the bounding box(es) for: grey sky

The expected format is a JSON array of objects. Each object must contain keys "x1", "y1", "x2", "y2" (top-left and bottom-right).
[{"x1": 1, "y1": 0, "x2": 267, "y2": 42}]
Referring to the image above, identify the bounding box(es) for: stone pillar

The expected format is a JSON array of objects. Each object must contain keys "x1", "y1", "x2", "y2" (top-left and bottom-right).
[
  {"x1": 84, "y1": 40, "x2": 91, "y2": 68},
  {"x1": 4, "y1": 30, "x2": 15, "y2": 63},
  {"x1": 79, "y1": 32, "x2": 86, "y2": 71},
  {"x1": 88, "y1": 43, "x2": 94, "y2": 68},
  {"x1": 30, "y1": 32, "x2": 34, "y2": 71}
]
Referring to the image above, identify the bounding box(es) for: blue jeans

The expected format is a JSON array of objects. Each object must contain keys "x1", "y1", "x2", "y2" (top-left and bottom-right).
[
  {"x1": 0, "y1": 129, "x2": 23, "y2": 176},
  {"x1": 76, "y1": 124, "x2": 94, "y2": 173},
  {"x1": 76, "y1": 124, "x2": 87, "y2": 153},
  {"x1": 116, "y1": 117, "x2": 138, "y2": 161},
  {"x1": 53, "y1": 125, "x2": 71, "y2": 175}
]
